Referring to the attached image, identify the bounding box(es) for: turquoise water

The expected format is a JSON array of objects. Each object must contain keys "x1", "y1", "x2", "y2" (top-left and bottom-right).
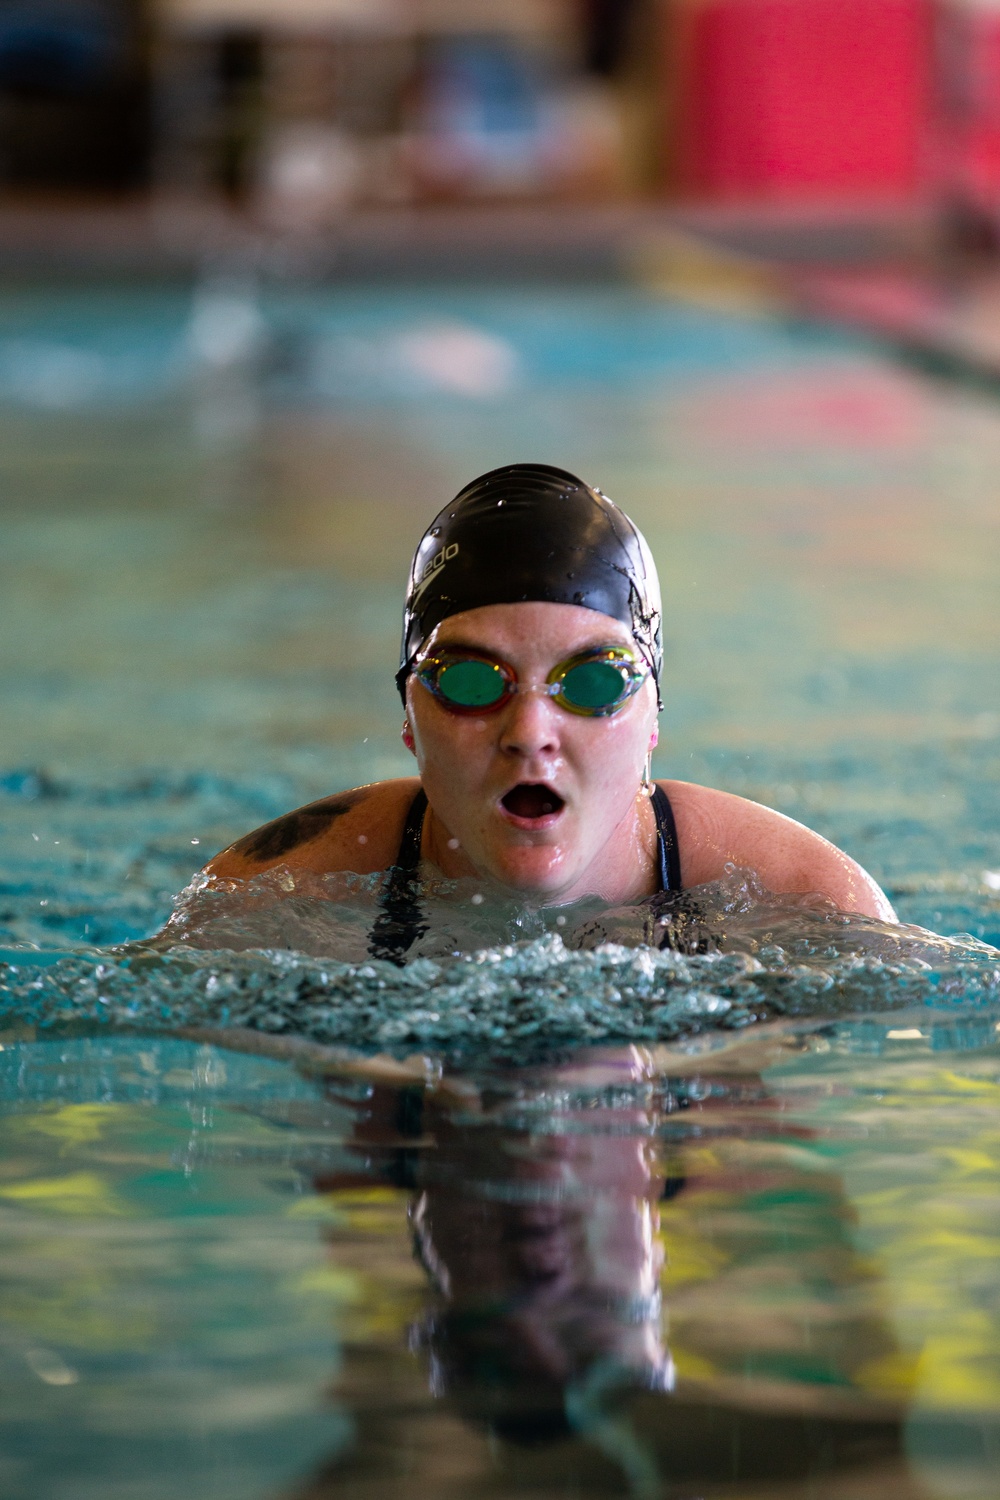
[{"x1": 1, "y1": 276, "x2": 1000, "y2": 1497}]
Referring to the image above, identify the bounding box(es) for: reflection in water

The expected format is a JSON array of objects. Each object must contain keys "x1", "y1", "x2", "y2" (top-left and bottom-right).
[
  {"x1": 3, "y1": 1030, "x2": 1000, "y2": 1496},
  {"x1": 293, "y1": 1047, "x2": 924, "y2": 1499}
]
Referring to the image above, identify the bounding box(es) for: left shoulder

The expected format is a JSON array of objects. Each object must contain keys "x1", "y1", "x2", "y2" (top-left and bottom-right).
[{"x1": 660, "y1": 780, "x2": 896, "y2": 922}]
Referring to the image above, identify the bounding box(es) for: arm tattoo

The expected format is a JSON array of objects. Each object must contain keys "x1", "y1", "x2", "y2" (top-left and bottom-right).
[{"x1": 229, "y1": 789, "x2": 368, "y2": 863}]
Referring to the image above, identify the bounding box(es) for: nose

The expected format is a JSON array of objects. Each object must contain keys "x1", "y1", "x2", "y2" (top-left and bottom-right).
[{"x1": 498, "y1": 688, "x2": 561, "y2": 760}]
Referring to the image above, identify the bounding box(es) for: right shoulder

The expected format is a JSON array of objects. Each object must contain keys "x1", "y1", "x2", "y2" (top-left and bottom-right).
[{"x1": 204, "y1": 778, "x2": 423, "y2": 881}]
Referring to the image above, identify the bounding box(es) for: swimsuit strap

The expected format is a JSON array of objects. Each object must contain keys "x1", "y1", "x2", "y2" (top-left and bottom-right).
[
  {"x1": 367, "y1": 789, "x2": 428, "y2": 964},
  {"x1": 395, "y1": 787, "x2": 428, "y2": 872},
  {"x1": 651, "y1": 784, "x2": 682, "y2": 893}
]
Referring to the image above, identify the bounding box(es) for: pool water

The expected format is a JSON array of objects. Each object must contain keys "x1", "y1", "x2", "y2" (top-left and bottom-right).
[{"x1": 1, "y1": 276, "x2": 999, "y2": 1498}]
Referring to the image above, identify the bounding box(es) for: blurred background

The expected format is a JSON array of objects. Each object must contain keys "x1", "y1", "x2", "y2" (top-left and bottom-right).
[
  {"x1": 0, "y1": 0, "x2": 993, "y2": 252},
  {"x1": 0, "y1": 0, "x2": 997, "y2": 953}
]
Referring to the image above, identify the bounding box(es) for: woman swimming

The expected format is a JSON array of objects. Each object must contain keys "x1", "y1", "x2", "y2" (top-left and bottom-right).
[{"x1": 205, "y1": 464, "x2": 895, "y2": 935}]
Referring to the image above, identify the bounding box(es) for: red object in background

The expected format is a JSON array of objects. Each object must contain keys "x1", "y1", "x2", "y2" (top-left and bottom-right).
[
  {"x1": 673, "y1": 0, "x2": 932, "y2": 199},
  {"x1": 932, "y1": 1, "x2": 1000, "y2": 221}
]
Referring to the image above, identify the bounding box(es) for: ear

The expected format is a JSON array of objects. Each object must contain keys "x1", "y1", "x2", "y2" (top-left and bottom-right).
[
  {"x1": 649, "y1": 724, "x2": 659, "y2": 750},
  {"x1": 402, "y1": 719, "x2": 416, "y2": 755}
]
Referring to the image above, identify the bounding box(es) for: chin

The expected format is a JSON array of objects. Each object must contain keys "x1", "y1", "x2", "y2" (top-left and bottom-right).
[{"x1": 487, "y1": 846, "x2": 578, "y2": 900}]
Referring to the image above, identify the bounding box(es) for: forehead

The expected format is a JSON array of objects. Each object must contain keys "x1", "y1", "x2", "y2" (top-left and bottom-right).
[{"x1": 430, "y1": 601, "x2": 635, "y2": 659}]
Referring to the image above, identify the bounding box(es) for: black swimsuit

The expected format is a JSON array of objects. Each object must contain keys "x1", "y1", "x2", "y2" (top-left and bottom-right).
[{"x1": 368, "y1": 785, "x2": 682, "y2": 965}]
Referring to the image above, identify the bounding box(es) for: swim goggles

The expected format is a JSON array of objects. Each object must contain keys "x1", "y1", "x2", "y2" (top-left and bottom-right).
[{"x1": 414, "y1": 646, "x2": 648, "y2": 718}]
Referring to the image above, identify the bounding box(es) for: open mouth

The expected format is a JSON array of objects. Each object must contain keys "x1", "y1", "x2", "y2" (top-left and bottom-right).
[{"x1": 500, "y1": 783, "x2": 565, "y2": 820}]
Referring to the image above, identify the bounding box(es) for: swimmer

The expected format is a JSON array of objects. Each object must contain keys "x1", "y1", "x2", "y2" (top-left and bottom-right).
[{"x1": 205, "y1": 464, "x2": 895, "y2": 952}]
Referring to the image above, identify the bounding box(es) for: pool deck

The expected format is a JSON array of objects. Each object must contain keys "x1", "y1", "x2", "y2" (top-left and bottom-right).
[
  {"x1": 3, "y1": 194, "x2": 1000, "y2": 387},
  {"x1": 0, "y1": 193, "x2": 927, "y2": 276}
]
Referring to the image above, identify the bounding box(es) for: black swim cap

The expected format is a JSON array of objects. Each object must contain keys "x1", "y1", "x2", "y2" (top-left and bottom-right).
[{"x1": 397, "y1": 463, "x2": 662, "y2": 704}]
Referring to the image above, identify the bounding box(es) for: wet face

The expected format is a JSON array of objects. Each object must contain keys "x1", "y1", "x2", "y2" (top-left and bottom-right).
[{"x1": 405, "y1": 602, "x2": 659, "y2": 902}]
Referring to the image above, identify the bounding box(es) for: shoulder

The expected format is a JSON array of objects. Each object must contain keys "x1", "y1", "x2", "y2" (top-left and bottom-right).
[
  {"x1": 660, "y1": 779, "x2": 896, "y2": 921},
  {"x1": 204, "y1": 778, "x2": 423, "y2": 881}
]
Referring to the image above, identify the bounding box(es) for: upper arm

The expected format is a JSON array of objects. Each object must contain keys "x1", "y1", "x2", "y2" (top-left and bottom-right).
[
  {"x1": 663, "y1": 780, "x2": 896, "y2": 922},
  {"x1": 204, "y1": 779, "x2": 421, "y2": 882}
]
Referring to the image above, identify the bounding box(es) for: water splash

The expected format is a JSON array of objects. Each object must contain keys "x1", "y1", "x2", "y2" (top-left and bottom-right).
[{"x1": 2, "y1": 867, "x2": 997, "y2": 1066}]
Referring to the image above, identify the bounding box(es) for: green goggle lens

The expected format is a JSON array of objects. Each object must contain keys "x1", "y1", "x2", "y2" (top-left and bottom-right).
[
  {"x1": 436, "y1": 658, "x2": 508, "y2": 708},
  {"x1": 420, "y1": 651, "x2": 642, "y2": 715},
  {"x1": 559, "y1": 659, "x2": 630, "y2": 711}
]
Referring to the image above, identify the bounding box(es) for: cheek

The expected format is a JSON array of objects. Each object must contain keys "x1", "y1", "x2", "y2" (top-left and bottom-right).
[
  {"x1": 573, "y1": 713, "x2": 649, "y2": 789},
  {"x1": 410, "y1": 706, "x2": 492, "y2": 777}
]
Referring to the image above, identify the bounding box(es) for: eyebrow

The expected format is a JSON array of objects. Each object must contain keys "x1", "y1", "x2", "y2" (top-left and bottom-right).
[
  {"x1": 429, "y1": 639, "x2": 635, "y2": 659},
  {"x1": 427, "y1": 639, "x2": 500, "y2": 656}
]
